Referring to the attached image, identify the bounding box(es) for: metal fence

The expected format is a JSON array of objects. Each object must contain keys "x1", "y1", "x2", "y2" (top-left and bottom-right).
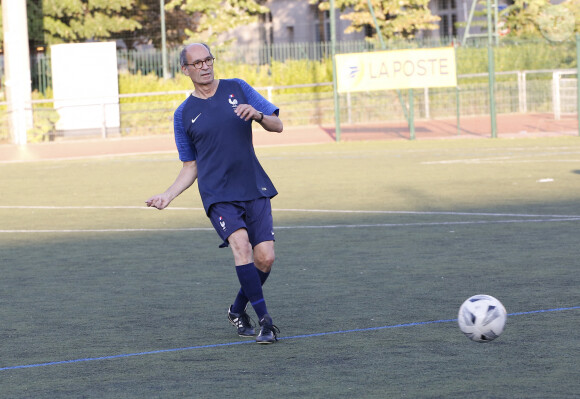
[
  {"x1": 22, "y1": 39, "x2": 460, "y2": 94},
  {"x1": 1, "y1": 68, "x2": 576, "y2": 143},
  {"x1": 1, "y1": 36, "x2": 577, "y2": 94},
  {"x1": 0, "y1": 37, "x2": 578, "y2": 143}
]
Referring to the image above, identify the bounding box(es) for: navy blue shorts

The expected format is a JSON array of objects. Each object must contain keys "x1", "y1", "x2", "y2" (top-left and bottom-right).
[{"x1": 208, "y1": 198, "x2": 275, "y2": 248}]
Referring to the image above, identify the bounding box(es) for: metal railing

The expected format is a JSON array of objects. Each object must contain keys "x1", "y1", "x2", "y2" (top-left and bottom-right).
[
  {"x1": 0, "y1": 68, "x2": 577, "y2": 143},
  {"x1": 16, "y1": 38, "x2": 462, "y2": 94}
]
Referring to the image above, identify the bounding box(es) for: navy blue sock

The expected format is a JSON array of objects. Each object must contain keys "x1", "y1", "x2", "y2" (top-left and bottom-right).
[
  {"x1": 234, "y1": 263, "x2": 268, "y2": 319},
  {"x1": 232, "y1": 268, "x2": 270, "y2": 314}
]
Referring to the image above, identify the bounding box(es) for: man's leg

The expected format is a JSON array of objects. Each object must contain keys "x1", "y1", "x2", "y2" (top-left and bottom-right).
[
  {"x1": 228, "y1": 229, "x2": 269, "y2": 320},
  {"x1": 231, "y1": 241, "x2": 275, "y2": 313},
  {"x1": 229, "y1": 230, "x2": 278, "y2": 343}
]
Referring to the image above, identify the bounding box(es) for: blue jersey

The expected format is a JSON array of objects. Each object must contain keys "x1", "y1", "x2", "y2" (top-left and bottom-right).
[{"x1": 173, "y1": 78, "x2": 279, "y2": 214}]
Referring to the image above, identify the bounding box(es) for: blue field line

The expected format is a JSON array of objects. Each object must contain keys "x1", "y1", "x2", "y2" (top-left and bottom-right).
[
  {"x1": 1, "y1": 305, "x2": 578, "y2": 372},
  {"x1": 279, "y1": 318, "x2": 458, "y2": 340}
]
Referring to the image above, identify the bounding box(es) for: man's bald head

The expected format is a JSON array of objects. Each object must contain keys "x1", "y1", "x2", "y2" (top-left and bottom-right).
[{"x1": 180, "y1": 43, "x2": 213, "y2": 67}]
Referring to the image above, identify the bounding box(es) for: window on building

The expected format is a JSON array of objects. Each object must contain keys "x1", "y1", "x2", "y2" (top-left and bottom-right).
[
  {"x1": 314, "y1": 9, "x2": 330, "y2": 42},
  {"x1": 287, "y1": 26, "x2": 295, "y2": 43},
  {"x1": 364, "y1": 24, "x2": 375, "y2": 38},
  {"x1": 451, "y1": 14, "x2": 458, "y2": 36},
  {"x1": 258, "y1": 12, "x2": 273, "y2": 45},
  {"x1": 440, "y1": 15, "x2": 449, "y2": 37},
  {"x1": 324, "y1": 12, "x2": 331, "y2": 40},
  {"x1": 437, "y1": 0, "x2": 458, "y2": 38}
]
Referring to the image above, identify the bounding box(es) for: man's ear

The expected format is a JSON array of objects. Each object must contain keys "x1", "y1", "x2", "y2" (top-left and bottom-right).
[{"x1": 182, "y1": 66, "x2": 190, "y2": 76}]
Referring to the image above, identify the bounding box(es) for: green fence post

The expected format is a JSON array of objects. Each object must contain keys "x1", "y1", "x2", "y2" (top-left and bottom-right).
[
  {"x1": 409, "y1": 89, "x2": 415, "y2": 140},
  {"x1": 455, "y1": 44, "x2": 460, "y2": 136},
  {"x1": 330, "y1": 0, "x2": 341, "y2": 142},
  {"x1": 577, "y1": 33, "x2": 580, "y2": 136},
  {"x1": 487, "y1": 0, "x2": 498, "y2": 138},
  {"x1": 456, "y1": 87, "x2": 461, "y2": 135}
]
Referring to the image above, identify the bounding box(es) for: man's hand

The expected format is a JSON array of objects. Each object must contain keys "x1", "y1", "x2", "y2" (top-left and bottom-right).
[
  {"x1": 145, "y1": 193, "x2": 172, "y2": 210},
  {"x1": 235, "y1": 104, "x2": 260, "y2": 122},
  {"x1": 145, "y1": 161, "x2": 198, "y2": 211},
  {"x1": 235, "y1": 104, "x2": 283, "y2": 132}
]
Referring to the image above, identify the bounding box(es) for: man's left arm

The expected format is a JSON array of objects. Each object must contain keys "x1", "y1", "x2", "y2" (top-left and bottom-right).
[
  {"x1": 235, "y1": 104, "x2": 283, "y2": 133},
  {"x1": 258, "y1": 111, "x2": 283, "y2": 132},
  {"x1": 234, "y1": 79, "x2": 283, "y2": 133}
]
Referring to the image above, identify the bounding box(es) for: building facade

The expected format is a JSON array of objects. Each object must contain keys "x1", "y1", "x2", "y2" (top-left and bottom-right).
[
  {"x1": 223, "y1": 0, "x2": 513, "y2": 45},
  {"x1": 222, "y1": 0, "x2": 365, "y2": 45}
]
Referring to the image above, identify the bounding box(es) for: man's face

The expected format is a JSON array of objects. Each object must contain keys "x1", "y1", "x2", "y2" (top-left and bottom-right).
[{"x1": 182, "y1": 45, "x2": 214, "y2": 85}]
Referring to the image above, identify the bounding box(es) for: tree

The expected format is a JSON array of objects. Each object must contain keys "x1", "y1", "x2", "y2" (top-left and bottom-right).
[
  {"x1": 501, "y1": 0, "x2": 579, "y2": 41},
  {"x1": 109, "y1": 0, "x2": 199, "y2": 49},
  {"x1": 0, "y1": 0, "x2": 142, "y2": 51},
  {"x1": 165, "y1": 0, "x2": 269, "y2": 44},
  {"x1": 41, "y1": 0, "x2": 142, "y2": 45},
  {"x1": 312, "y1": 0, "x2": 439, "y2": 40},
  {"x1": 1, "y1": 0, "x2": 270, "y2": 52}
]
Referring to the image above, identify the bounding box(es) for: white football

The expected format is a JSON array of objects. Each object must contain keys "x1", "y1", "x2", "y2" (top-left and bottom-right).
[{"x1": 458, "y1": 294, "x2": 507, "y2": 342}]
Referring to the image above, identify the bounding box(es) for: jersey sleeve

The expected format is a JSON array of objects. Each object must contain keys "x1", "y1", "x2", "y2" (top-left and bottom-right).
[
  {"x1": 234, "y1": 78, "x2": 279, "y2": 117},
  {"x1": 173, "y1": 101, "x2": 196, "y2": 162}
]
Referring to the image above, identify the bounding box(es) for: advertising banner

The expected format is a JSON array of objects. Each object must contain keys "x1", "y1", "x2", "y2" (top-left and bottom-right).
[{"x1": 336, "y1": 47, "x2": 457, "y2": 93}]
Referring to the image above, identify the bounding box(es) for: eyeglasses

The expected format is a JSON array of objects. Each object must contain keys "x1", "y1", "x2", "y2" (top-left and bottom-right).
[{"x1": 184, "y1": 57, "x2": 215, "y2": 69}]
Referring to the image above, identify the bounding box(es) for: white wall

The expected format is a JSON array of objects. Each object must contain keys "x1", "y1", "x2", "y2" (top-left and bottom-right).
[{"x1": 51, "y1": 42, "x2": 120, "y2": 134}]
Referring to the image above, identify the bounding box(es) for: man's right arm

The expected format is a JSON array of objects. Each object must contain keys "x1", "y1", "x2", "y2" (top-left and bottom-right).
[{"x1": 145, "y1": 161, "x2": 198, "y2": 210}]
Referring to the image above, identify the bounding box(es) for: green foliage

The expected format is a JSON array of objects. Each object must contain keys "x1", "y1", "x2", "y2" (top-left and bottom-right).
[
  {"x1": 115, "y1": 57, "x2": 335, "y2": 135},
  {"x1": 497, "y1": 41, "x2": 577, "y2": 70},
  {"x1": 106, "y1": 39, "x2": 578, "y2": 135},
  {"x1": 118, "y1": 58, "x2": 335, "y2": 95},
  {"x1": 27, "y1": 106, "x2": 59, "y2": 143},
  {"x1": 314, "y1": 0, "x2": 439, "y2": 39},
  {"x1": 502, "y1": 0, "x2": 579, "y2": 41},
  {"x1": 118, "y1": 72, "x2": 191, "y2": 101},
  {"x1": 41, "y1": 0, "x2": 141, "y2": 45},
  {"x1": 269, "y1": 59, "x2": 333, "y2": 88},
  {"x1": 165, "y1": 0, "x2": 269, "y2": 44},
  {"x1": 117, "y1": 72, "x2": 189, "y2": 136},
  {"x1": 456, "y1": 40, "x2": 577, "y2": 75},
  {"x1": 115, "y1": 39, "x2": 577, "y2": 95},
  {"x1": 0, "y1": 0, "x2": 142, "y2": 48}
]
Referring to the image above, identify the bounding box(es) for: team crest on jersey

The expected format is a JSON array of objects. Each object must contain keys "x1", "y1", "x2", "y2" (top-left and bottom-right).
[
  {"x1": 219, "y1": 216, "x2": 227, "y2": 231},
  {"x1": 228, "y1": 94, "x2": 238, "y2": 110}
]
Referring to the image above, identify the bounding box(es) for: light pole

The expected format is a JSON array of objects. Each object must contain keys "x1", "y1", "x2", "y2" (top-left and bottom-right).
[
  {"x1": 160, "y1": 0, "x2": 169, "y2": 79},
  {"x1": 2, "y1": 0, "x2": 33, "y2": 144}
]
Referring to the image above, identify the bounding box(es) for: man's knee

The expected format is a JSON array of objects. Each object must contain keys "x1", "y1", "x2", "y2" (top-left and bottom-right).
[
  {"x1": 254, "y1": 242, "x2": 275, "y2": 272},
  {"x1": 256, "y1": 252, "x2": 275, "y2": 270},
  {"x1": 229, "y1": 229, "x2": 253, "y2": 265}
]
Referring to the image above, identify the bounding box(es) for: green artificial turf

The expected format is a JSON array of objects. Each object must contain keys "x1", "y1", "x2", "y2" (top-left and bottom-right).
[{"x1": 1, "y1": 137, "x2": 579, "y2": 398}]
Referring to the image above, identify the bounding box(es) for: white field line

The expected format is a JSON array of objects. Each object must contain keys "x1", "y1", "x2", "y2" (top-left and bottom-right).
[
  {"x1": 422, "y1": 158, "x2": 580, "y2": 165},
  {"x1": 0, "y1": 228, "x2": 213, "y2": 233},
  {"x1": 1, "y1": 205, "x2": 579, "y2": 219},
  {"x1": 274, "y1": 208, "x2": 580, "y2": 218},
  {"x1": 0, "y1": 151, "x2": 178, "y2": 164},
  {"x1": 1, "y1": 218, "x2": 580, "y2": 234},
  {"x1": 421, "y1": 149, "x2": 580, "y2": 165},
  {"x1": 0, "y1": 205, "x2": 164, "y2": 210}
]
